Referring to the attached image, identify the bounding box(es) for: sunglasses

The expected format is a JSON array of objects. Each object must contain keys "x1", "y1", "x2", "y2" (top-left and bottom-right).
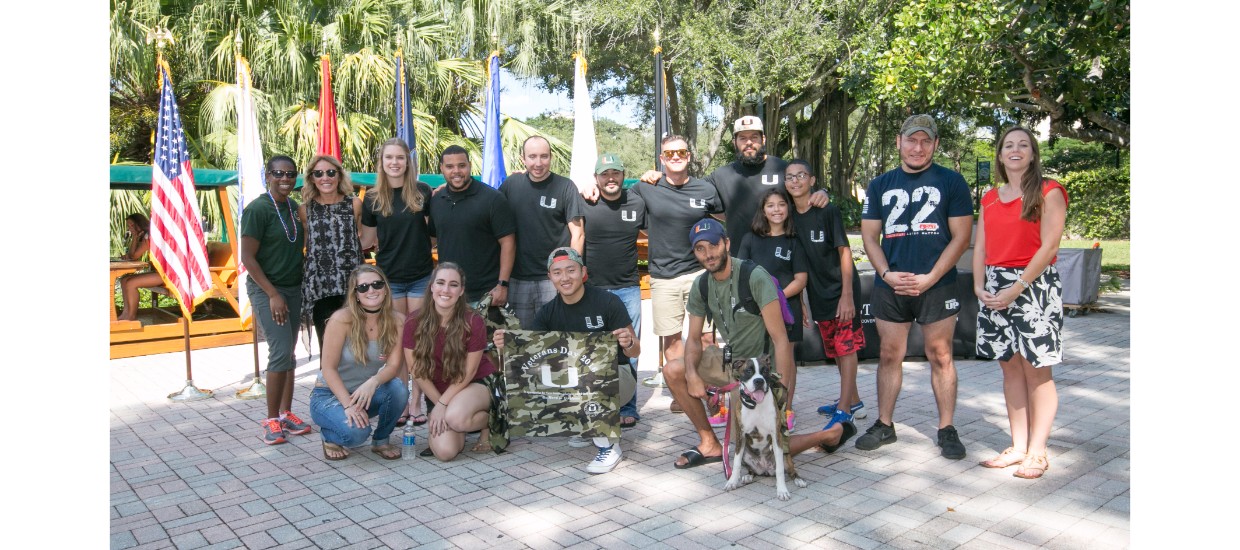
[
  {"x1": 661, "y1": 149, "x2": 691, "y2": 159},
  {"x1": 312, "y1": 169, "x2": 339, "y2": 178},
  {"x1": 354, "y1": 280, "x2": 387, "y2": 293},
  {"x1": 268, "y1": 170, "x2": 297, "y2": 178}
]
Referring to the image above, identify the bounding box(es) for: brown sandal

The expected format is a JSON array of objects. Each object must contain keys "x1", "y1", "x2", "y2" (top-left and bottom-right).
[
  {"x1": 980, "y1": 447, "x2": 1026, "y2": 468},
  {"x1": 470, "y1": 430, "x2": 491, "y2": 452},
  {"x1": 1013, "y1": 453, "x2": 1049, "y2": 479},
  {"x1": 371, "y1": 444, "x2": 402, "y2": 460},
  {"x1": 323, "y1": 442, "x2": 350, "y2": 461}
]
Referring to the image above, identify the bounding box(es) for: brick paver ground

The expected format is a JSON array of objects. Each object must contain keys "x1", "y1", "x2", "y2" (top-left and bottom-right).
[{"x1": 111, "y1": 286, "x2": 1129, "y2": 549}]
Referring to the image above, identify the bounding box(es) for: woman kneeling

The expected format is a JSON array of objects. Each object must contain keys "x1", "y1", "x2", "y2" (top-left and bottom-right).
[
  {"x1": 403, "y1": 263, "x2": 495, "y2": 461},
  {"x1": 309, "y1": 265, "x2": 409, "y2": 460}
]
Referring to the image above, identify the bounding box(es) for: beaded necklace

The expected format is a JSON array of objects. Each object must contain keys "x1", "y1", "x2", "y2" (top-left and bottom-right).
[{"x1": 267, "y1": 191, "x2": 299, "y2": 242}]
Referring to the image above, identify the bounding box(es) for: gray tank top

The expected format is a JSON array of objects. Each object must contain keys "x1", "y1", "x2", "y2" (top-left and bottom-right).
[{"x1": 315, "y1": 339, "x2": 385, "y2": 392}]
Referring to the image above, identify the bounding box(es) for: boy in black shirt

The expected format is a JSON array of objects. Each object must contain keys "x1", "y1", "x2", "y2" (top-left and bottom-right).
[{"x1": 494, "y1": 247, "x2": 640, "y2": 474}]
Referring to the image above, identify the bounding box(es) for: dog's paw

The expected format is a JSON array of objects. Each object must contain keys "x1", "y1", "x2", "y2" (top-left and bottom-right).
[
  {"x1": 794, "y1": 478, "x2": 808, "y2": 488},
  {"x1": 777, "y1": 488, "x2": 791, "y2": 501},
  {"x1": 741, "y1": 474, "x2": 753, "y2": 484},
  {"x1": 723, "y1": 480, "x2": 740, "y2": 492}
]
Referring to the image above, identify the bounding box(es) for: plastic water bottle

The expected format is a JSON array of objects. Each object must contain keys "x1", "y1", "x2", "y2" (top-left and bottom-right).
[{"x1": 402, "y1": 423, "x2": 417, "y2": 459}]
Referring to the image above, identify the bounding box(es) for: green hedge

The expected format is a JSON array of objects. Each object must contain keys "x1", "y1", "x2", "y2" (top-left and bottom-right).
[
  {"x1": 829, "y1": 193, "x2": 863, "y2": 229},
  {"x1": 1059, "y1": 164, "x2": 1130, "y2": 239}
]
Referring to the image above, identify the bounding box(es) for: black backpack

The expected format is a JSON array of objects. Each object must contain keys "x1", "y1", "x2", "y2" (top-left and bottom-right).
[{"x1": 697, "y1": 259, "x2": 794, "y2": 328}]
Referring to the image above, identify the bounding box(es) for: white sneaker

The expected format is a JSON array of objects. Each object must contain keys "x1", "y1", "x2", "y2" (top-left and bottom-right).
[
  {"x1": 586, "y1": 444, "x2": 622, "y2": 474},
  {"x1": 568, "y1": 435, "x2": 591, "y2": 448}
]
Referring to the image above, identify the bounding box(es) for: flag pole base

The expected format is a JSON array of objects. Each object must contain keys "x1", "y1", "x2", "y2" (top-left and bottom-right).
[
  {"x1": 642, "y1": 370, "x2": 666, "y2": 388},
  {"x1": 235, "y1": 379, "x2": 267, "y2": 400},
  {"x1": 168, "y1": 380, "x2": 213, "y2": 402}
]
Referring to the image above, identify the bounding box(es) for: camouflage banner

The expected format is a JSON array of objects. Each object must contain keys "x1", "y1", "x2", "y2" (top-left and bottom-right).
[{"x1": 500, "y1": 330, "x2": 620, "y2": 439}]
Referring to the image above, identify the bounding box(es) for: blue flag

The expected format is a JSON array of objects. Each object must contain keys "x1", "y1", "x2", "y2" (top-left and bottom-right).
[
  {"x1": 481, "y1": 53, "x2": 506, "y2": 189},
  {"x1": 394, "y1": 50, "x2": 418, "y2": 177}
]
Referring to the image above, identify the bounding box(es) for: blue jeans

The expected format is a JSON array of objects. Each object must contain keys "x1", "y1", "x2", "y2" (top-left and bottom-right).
[
  {"x1": 389, "y1": 273, "x2": 431, "y2": 300},
  {"x1": 309, "y1": 379, "x2": 408, "y2": 447},
  {"x1": 247, "y1": 281, "x2": 302, "y2": 373},
  {"x1": 605, "y1": 286, "x2": 641, "y2": 420}
]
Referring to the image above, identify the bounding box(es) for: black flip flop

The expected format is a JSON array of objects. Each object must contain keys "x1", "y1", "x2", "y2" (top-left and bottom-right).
[
  {"x1": 822, "y1": 421, "x2": 858, "y2": 454},
  {"x1": 410, "y1": 414, "x2": 428, "y2": 426},
  {"x1": 620, "y1": 416, "x2": 640, "y2": 428},
  {"x1": 674, "y1": 446, "x2": 723, "y2": 469}
]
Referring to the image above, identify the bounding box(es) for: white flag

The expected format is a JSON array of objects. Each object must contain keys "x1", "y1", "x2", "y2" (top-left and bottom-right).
[
  {"x1": 236, "y1": 55, "x2": 266, "y2": 329},
  {"x1": 568, "y1": 53, "x2": 598, "y2": 194}
]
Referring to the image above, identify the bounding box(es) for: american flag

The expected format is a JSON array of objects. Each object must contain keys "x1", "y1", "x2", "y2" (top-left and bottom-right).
[{"x1": 150, "y1": 62, "x2": 212, "y2": 320}]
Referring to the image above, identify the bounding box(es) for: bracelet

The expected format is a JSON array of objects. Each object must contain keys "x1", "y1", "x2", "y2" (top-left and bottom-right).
[
  {"x1": 880, "y1": 269, "x2": 889, "y2": 280},
  {"x1": 1016, "y1": 279, "x2": 1031, "y2": 290},
  {"x1": 438, "y1": 399, "x2": 448, "y2": 406},
  {"x1": 623, "y1": 340, "x2": 635, "y2": 351}
]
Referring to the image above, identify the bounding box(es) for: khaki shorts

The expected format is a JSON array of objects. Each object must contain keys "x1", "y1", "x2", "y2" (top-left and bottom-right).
[
  {"x1": 649, "y1": 270, "x2": 703, "y2": 337},
  {"x1": 694, "y1": 346, "x2": 732, "y2": 388}
]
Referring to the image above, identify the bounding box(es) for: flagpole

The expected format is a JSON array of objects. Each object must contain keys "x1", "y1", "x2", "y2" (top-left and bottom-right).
[
  {"x1": 148, "y1": 25, "x2": 211, "y2": 402},
  {"x1": 645, "y1": 25, "x2": 668, "y2": 389},
  {"x1": 233, "y1": 28, "x2": 266, "y2": 401}
]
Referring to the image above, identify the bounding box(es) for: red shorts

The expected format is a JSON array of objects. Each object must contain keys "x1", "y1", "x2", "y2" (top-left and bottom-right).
[{"x1": 816, "y1": 318, "x2": 866, "y2": 358}]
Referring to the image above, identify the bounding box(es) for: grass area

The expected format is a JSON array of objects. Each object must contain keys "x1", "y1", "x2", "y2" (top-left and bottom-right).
[{"x1": 847, "y1": 236, "x2": 1130, "y2": 275}]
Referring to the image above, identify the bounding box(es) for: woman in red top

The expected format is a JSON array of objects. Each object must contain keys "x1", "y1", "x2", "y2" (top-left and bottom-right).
[
  {"x1": 973, "y1": 126, "x2": 1068, "y2": 480},
  {"x1": 403, "y1": 263, "x2": 496, "y2": 461}
]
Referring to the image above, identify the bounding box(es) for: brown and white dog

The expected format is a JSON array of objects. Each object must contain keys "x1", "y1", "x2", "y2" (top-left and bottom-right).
[{"x1": 723, "y1": 356, "x2": 806, "y2": 500}]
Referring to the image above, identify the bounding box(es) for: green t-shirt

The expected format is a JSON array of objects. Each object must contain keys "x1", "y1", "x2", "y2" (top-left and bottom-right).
[
  {"x1": 240, "y1": 194, "x2": 305, "y2": 287},
  {"x1": 686, "y1": 257, "x2": 778, "y2": 358}
]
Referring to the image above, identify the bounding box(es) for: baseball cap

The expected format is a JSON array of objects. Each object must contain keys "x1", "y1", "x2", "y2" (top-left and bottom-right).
[
  {"x1": 689, "y1": 218, "x2": 727, "y2": 246},
  {"x1": 900, "y1": 114, "x2": 938, "y2": 140},
  {"x1": 546, "y1": 246, "x2": 584, "y2": 270},
  {"x1": 733, "y1": 116, "x2": 764, "y2": 134},
  {"x1": 594, "y1": 152, "x2": 625, "y2": 174}
]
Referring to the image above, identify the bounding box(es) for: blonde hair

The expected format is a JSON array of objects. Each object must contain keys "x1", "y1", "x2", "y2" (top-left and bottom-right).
[
  {"x1": 371, "y1": 138, "x2": 424, "y2": 217},
  {"x1": 301, "y1": 154, "x2": 354, "y2": 203},
  {"x1": 343, "y1": 265, "x2": 401, "y2": 363}
]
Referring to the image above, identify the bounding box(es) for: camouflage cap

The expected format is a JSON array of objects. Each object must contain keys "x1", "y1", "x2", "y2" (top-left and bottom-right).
[
  {"x1": 900, "y1": 114, "x2": 938, "y2": 140},
  {"x1": 546, "y1": 246, "x2": 584, "y2": 270},
  {"x1": 594, "y1": 152, "x2": 625, "y2": 174}
]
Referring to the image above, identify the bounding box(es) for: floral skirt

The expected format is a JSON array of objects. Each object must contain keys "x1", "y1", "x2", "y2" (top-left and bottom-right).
[{"x1": 976, "y1": 265, "x2": 1063, "y2": 368}]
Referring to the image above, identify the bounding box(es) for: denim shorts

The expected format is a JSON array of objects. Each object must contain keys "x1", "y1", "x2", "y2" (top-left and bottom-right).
[{"x1": 389, "y1": 273, "x2": 431, "y2": 300}]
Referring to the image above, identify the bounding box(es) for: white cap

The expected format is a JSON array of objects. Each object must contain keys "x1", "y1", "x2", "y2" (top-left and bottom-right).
[{"x1": 733, "y1": 116, "x2": 764, "y2": 134}]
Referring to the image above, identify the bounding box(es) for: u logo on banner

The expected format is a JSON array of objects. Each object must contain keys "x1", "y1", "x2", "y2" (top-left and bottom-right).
[
  {"x1": 539, "y1": 196, "x2": 557, "y2": 209},
  {"x1": 584, "y1": 315, "x2": 604, "y2": 329},
  {"x1": 810, "y1": 230, "x2": 825, "y2": 243},
  {"x1": 540, "y1": 364, "x2": 580, "y2": 388},
  {"x1": 761, "y1": 174, "x2": 780, "y2": 186},
  {"x1": 621, "y1": 210, "x2": 637, "y2": 222}
]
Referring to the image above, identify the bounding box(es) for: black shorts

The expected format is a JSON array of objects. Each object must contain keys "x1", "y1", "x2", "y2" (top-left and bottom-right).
[{"x1": 871, "y1": 283, "x2": 961, "y2": 324}]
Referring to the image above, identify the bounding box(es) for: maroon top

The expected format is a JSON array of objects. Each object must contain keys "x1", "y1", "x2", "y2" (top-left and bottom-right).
[{"x1": 402, "y1": 311, "x2": 496, "y2": 394}]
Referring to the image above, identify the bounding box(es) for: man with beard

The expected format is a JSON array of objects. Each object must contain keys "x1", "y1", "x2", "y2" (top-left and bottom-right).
[
  {"x1": 640, "y1": 116, "x2": 830, "y2": 247},
  {"x1": 581, "y1": 153, "x2": 646, "y2": 427},
  {"x1": 854, "y1": 114, "x2": 973, "y2": 460},
  {"x1": 663, "y1": 218, "x2": 855, "y2": 469},
  {"x1": 500, "y1": 136, "x2": 585, "y2": 327},
  {"x1": 428, "y1": 145, "x2": 517, "y2": 306}
]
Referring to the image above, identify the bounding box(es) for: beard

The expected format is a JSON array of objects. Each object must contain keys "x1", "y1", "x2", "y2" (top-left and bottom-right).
[{"x1": 739, "y1": 145, "x2": 767, "y2": 166}]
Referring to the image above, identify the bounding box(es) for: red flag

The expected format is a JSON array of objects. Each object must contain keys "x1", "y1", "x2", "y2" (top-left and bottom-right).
[
  {"x1": 151, "y1": 61, "x2": 213, "y2": 319},
  {"x1": 316, "y1": 54, "x2": 341, "y2": 160}
]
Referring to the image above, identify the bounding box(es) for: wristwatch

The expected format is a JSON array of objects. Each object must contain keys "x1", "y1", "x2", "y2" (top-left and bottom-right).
[{"x1": 497, "y1": 280, "x2": 509, "y2": 287}]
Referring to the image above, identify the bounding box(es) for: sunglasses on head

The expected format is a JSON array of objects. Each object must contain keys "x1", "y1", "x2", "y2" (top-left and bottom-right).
[
  {"x1": 355, "y1": 280, "x2": 387, "y2": 293},
  {"x1": 268, "y1": 170, "x2": 297, "y2": 178},
  {"x1": 662, "y1": 149, "x2": 691, "y2": 159},
  {"x1": 312, "y1": 169, "x2": 339, "y2": 178}
]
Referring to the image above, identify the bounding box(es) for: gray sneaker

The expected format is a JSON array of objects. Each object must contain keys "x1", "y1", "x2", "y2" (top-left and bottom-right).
[
  {"x1": 854, "y1": 420, "x2": 897, "y2": 451},
  {"x1": 568, "y1": 435, "x2": 591, "y2": 448},
  {"x1": 937, "y1": 425, "x2": 966, "y2": 459}
]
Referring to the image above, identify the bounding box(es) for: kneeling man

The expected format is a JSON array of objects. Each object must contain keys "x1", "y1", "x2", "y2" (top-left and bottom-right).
[
  {"x1": 664, "y1": 218, "x2": 854, "y2": 469},
  {"x1": 495, "y1": 247, "x2": 639, "y2": 473}
]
